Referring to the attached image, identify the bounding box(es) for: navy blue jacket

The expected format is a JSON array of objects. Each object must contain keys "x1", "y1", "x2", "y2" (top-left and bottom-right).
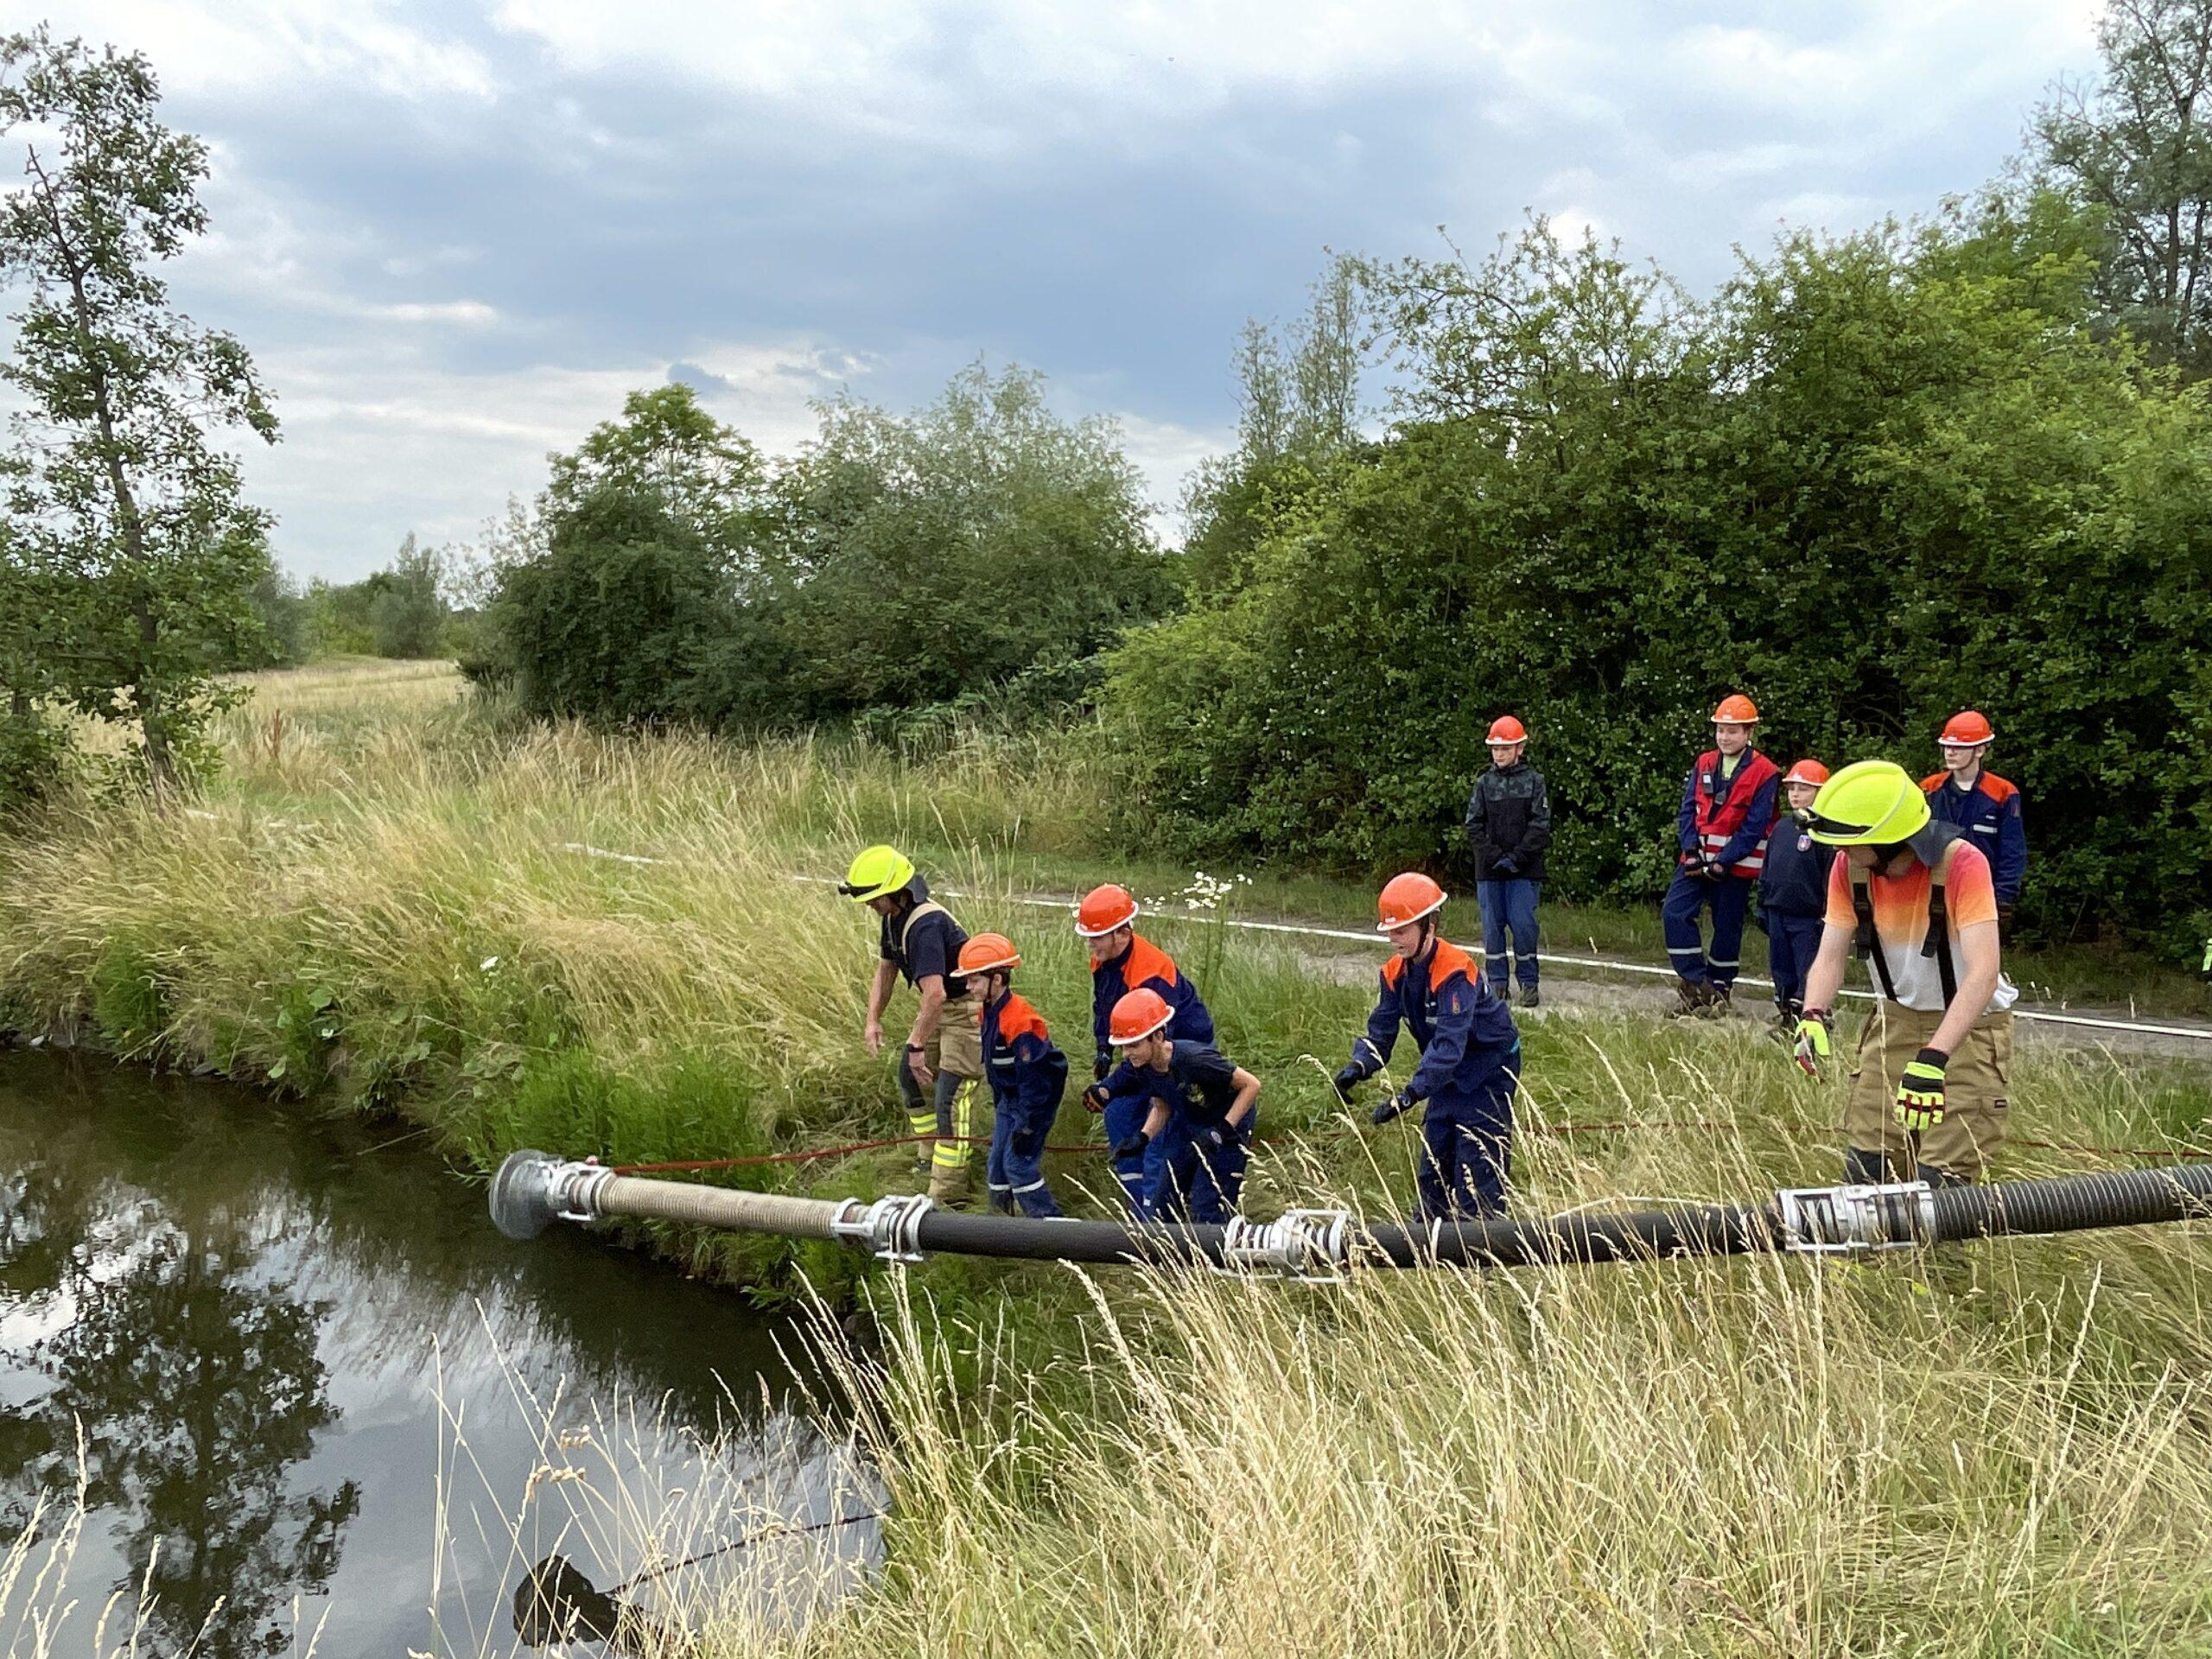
[
  {"x1": 1348, "y1": 938, "x2": 1519, "y2": 1103},
  {"x1": 1090, "y1": 933, "x2": 1214, "y2": 1072},
  {"x1": 878, "y1": 878, "x2": 969, "y2": 996},
  {"x1": 1101, "y1": 1040, "x2": 1244, "y2": 1135},
  {"x1": 1758, "y1": 817, "x2": 1840, "y2": 918},
  {"x1": 1922, "y1": 771, "x2": 2026, "y2": 907},
  {"x1": 981, "y1": 991, "x2": 1068, "y2": 1125}
]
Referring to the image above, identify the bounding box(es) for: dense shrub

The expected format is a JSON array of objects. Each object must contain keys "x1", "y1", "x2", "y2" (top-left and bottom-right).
[{"x1": 1103, "y1": 204, "x2": 2212, "y2": 953}]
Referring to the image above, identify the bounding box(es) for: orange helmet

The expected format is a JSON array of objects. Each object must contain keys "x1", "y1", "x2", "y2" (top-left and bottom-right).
[
  {"x1": 1109, "y1": 987, "x2": 1173, "y2": 1046},
  {"x1": 1074, "y1": 883, "x2": 1139, "y2": 938},
  {"x1": 1376, "y1": 872, "x2": 1447, "y2": 932},
  {"x1": 1713, "y1": 694, "x2": 1759, "y2": 725},
  {"x1": 957, "y1": 932, "x2": 1020, "y2": 976},
  {"x1": 1486, "y1": 715, "x2": 1527, "y2": 745},
  {"x1": 1939, "y1": 709, "x2": 1994, "y2": 746},
  {"x1": 1783, "y1": 759, "x2": 1829, "y2": 787}
]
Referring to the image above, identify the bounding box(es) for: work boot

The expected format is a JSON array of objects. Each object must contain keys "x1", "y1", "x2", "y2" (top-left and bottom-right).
[
  {"x1": 987, "y1": 1189, "x2": 1016, "y2": 1216},
  {"x1": 1701, "y1": 983, "x2": 1733, "y2": 1019},
  {"x1": 1669, "y1": 978, "x2": 1711, "y2": 1018},
  {"x1": 927, "y1": 1162, "x2": 971, "y2": 1208},
  {"x1": 1518, "y1": 985, "x2": 1541, "y2": 1010},
  {"x1": 1769, "y1": 1000, "x2": 1800, "y2": 1043}
]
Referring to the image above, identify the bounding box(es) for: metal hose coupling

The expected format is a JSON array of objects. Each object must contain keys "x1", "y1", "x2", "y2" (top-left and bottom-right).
[
  {"x1": 1217, "y1": 1209, "x2": 1356, "y2": 1281},
  {"x1": 830, "y1": 1193, "x2": 935, "y2": 1264},
  {"x1": 1772, "y1": 1179, "x2": 1936, "y2": 1255},
  {"x1": 489, "y1": 1150, "x2": 619, "y2": 1240}
]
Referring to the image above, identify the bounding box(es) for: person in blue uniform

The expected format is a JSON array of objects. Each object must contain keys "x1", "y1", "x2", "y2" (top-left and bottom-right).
[
  {"x1": 959, "y1": 932, "x2": 1068, "y2": 1218},
  {"x1": 1098, "y1": 987, "x2": 1261, "y2": 1224},
  {"x1": 1758, "y1": 760, "x2": 1839, "y2": 1036},
  {"x1": 1332, "y1": 873, "x2": 1522, "y2": 1222}
]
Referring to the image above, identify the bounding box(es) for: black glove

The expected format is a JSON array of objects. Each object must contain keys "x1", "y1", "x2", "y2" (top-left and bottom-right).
[
  {"x1": 1332, "y1": 1064, "x2": 1364, "y2": 1105},
  {"x1": 1201, "y1": 1121, "x2": 1240, "y2": 1150},
  {"x1": 1082, "y1": 1082, "x2": 1111, "y2": 1114},
  {"x1": 1493, "y1": 854, "x2": 1518, "y2": 877},
  {"x1": 1370, "y1": 1089, "x2": 1415, "y2": 1127},
  {"x1": 1111, "y1": 1130, "x2": 1150, "y2": 1162},
  {"x1": 1094, "y1": 1052, "x2": 1111, "y2": 1082},
  {"x1": 1011, "y1": 1128, "x2": 1039, "y2": 1158}
]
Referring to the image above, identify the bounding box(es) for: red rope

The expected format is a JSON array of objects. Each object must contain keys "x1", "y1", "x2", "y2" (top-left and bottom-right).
[{"x1": 605, "y1": 1121, "x2": 2207, "y2": 1176}]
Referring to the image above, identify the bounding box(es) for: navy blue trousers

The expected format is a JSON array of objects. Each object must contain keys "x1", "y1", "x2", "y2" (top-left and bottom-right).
[
  {"x1": 1662, "y1": 868, "x2": 1751, "y2": 988},
  {"x1": 1764, "y1": 909, "x2": 1827, "y2": 1008},
  {"x1": 1416, "y1": 1048, "x2": 1519, "y2": 1222},
  {"x1": 1475, "y1": 878, "x2": 1542, "y2": 993},
  {"x1": 986, "y1": 1095, "x2": 1064, "y2": 1217},
  {"x1": 1149, "y1": 1117, "x2": 1252, "y2": 1224}
]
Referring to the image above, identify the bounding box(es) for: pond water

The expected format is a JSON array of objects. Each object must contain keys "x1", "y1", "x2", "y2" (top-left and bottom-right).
[{"x1": 0, "y1": 1051, "x2": 879, "y2": 1656}]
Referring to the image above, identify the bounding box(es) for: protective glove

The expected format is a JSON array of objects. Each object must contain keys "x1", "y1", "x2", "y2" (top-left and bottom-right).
[
  {"x1": 1110, "y1": 1130, "x2": 1150, "y2": 1162},
  {"x1": 1370, "y1": 1089, "x2": 1415, "y2": 1127},
  {"x1": 1493, "y1": 854, "x2": 1518, "y2": 877},
  {"x1": 1011, "y1": 1128, "x2": 1039, "y2": 1158},
  {"x1": 1201, "y1": 1120, "x2": 1243, "y2": 1151},
  {"x1": 1894, "y1": 1047, "x2": 1948, "y2": 1131},
  {"x1": 1332, "y1": 1064, "x2": 1364, "y2": 1105},
  {"x1": 1094, "y1": 1052, "x2": 1111, "y2": 1082},
  {"x1": 1792, "y1": 1008, "x2": 1834, "y2": 1079},
  {"x1": 1082, "y1": 1082, "x2": 1112, "y2": 1115},
  {"x1": 1699, "y1": 855, "x2": 1726, "y2": 880}
]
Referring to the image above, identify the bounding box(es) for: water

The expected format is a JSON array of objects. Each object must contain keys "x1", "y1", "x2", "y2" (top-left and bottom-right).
[{"x1": 0, "y1": 1051, "x2": 880, "y2": 1656}]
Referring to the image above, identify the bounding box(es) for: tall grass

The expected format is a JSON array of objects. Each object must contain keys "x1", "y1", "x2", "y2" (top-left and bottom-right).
[{"x1": 10, "y1": 661, "x2": 2212, "y2": 1652}]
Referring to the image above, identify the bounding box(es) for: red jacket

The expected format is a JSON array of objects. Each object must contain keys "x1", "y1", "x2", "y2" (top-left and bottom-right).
[{"x1": 1678, "y1": 749, "x2": 1781, "y2": 878}]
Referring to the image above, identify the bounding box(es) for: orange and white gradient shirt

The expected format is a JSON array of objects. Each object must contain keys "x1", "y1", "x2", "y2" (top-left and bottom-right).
[{"x1": 1824, "y1": 841, "x2": 2019, "y2": 1016}]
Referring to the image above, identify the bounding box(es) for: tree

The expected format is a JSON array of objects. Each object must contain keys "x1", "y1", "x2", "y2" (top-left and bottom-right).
[
  {"x1": 0, "y1": 27, "x2": 278, "y2": 795},
  {"x1": 369, "y1": 532, "x2": 449, "y2": 658},
  {"x1": 543, "y1": 383, "x2": 765, "y2": 571},
  {"x1": 2035, "y1": 0, "x2": 2212, "y2": 369}
]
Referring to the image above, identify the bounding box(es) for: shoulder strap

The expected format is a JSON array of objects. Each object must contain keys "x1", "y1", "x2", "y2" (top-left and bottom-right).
[
  {"x1": 898, "y1": 899, "x2": 948, "y2": 955},
  {"x1": 1848, "y1": 867, "x2": 1898, "y2": 1001}
]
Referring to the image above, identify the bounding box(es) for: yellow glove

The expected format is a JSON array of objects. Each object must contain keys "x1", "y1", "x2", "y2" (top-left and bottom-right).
[
  {"x1": 1894, "y1": 1048, "x2": 1948, "y2": 1131},
  {"x1": 1792, "y1": 1008, "x2": 1834, "y2": 1078}
]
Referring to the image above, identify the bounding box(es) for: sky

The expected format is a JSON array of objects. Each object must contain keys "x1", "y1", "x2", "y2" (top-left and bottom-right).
[{"x1": 11, "y1": 0, "x2": 2107, "y2": 581}]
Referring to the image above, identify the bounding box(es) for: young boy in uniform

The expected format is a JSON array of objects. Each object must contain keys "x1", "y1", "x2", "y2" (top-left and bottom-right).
[
  {"x1": 1099, "y1": 987, "x2": 1261, "y2": 1224},
  {"x1": 959, "y1": 932, "x2": 1069, "y2": 1217}
]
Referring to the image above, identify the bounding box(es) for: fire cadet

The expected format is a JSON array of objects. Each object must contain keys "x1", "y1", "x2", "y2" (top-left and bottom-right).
[
  {"x1": 1662, "y1": 695, "x2": 1781, "y2": 1015},
  {"x1": 959, "y1": 933, "x2": 1069, "y2": 1218},
  {"x1": 1076, "y1": 883, "x2": 1215, "y2": 1214},
  {"x1": 1758, "y1": 760, "x2": 1837, "y2": 1036},
  {"x1": 1102, "y1": 987, "x2": 1261, "y2": 1224},
  {"x1": 841, "y1": 843, "x2": 984, "y2": 1205},
  {"x1": 1792, "y1": 760, "x2": 2018, "y2": 1188},
  {"x1": 1463, "y1": 715, "x2": 1552, "y2": 1008},
  {"x1": 1921, "y1": 710, "x2": 2026, "y2": 923},
  {"x1": 1332, "y1": 874, "x2": 1522, "y2": 1222}
]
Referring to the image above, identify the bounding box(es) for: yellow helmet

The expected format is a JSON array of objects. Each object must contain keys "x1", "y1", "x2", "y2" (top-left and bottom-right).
[
  {"x1": 838, "y1": 843, "x2": 914, "y2": 902},
  {"x1": 1805, "y1": 760, "x2": 1931, "y2": 847}
]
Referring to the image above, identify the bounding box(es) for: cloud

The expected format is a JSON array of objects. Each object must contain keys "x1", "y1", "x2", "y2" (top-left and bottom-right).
[{"x1": 70, "y1": 0, "x2": 495, "y2": 100}]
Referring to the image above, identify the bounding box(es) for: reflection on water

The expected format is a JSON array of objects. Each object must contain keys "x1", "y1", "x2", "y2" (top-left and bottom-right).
[{"x1": 0, "y1": 1051, "x2": 878, "y2": 1655}]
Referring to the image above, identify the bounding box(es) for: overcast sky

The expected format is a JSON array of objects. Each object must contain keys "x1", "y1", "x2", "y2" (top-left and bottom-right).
[{"x1": 13, "y1": 1, "x2": 2105, "y2": 581}]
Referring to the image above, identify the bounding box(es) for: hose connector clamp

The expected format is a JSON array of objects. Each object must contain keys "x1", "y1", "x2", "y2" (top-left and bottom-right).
[
  {"x1": 1776, "y1": 1180, "x2": 1936, "y2": 1254},
  {"x1": 830, "y1": 1192, "x2": 936, "y2": 1264},
  {"x1": 1217, "y1": 1208, "x2": 1354, "y2": 1281}
]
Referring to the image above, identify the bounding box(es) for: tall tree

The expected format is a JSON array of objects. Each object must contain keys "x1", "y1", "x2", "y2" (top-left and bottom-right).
[
  {"x1": 2035, "y1": 0, "x2": 2212, "y2": 369},
  {"x1": 0, "y1": 27, "x2": 278, "y2": 794}
]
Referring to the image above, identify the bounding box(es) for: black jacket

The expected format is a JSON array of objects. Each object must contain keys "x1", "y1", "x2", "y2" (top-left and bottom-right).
[{"x1": 1465, "y1": 762, "x2": 1552, "y2": 882}]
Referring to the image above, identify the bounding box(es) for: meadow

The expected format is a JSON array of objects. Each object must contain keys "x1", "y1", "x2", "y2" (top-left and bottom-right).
[{"x1": 4, "y1": 659, "x2": 2212, "y2": 1655}]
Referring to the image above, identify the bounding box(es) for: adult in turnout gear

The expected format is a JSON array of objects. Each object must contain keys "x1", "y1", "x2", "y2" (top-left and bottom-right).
[
  {"x1": 1662, "y1": 695, "x2": 1780, "y2": 1015},
  {"x1": 842, "y1": 844, "x2": 985, "y2": 1205},
  {"x1": 1921, "y1": 710, "x2": 2026, "y2": 920},
  {"x1": 958, "y1": 934, "x2": 1069, "y2": 1218},
  {"x1": 1077, "y1": 883, "x2": 1215, "y2": 1073},
  {"x1": 1758, "y1": 760, "x2": 1838, "y2": 1036},
  {"x1": 1792, "y1": 760, "x2": 2018, "y2": 1188},
  {"x1": 1464, "y1": 715, "x2": 1552, "y2": 1008},
  {"x1": 1334, "y1": 874, "x2": 1522, "y2": 1222},
  {"x1": 1097, "y1": 987, "x2": 1261, "y2": 1224}
]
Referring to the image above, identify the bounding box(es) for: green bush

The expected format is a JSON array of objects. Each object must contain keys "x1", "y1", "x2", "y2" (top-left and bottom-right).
[{"x1": 1103, "y1": 203, "x2": 2212, "y2": 954}]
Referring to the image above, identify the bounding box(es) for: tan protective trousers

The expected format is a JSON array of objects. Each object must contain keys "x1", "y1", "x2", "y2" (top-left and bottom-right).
[{"x1": 1843, "y1": 1001, "x2": 2014, "y2": 1182}]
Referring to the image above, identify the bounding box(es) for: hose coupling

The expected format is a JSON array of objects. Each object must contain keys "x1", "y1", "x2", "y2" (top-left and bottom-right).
[
  {"x1": 1217, "y1": 1208, "x2": 1355, "y2": 1281},
  {"x1": 1774, "y1": 1179, "x2": 1935, "y2": 1254},
  {"x1": 830, "y1": 1192, "x2": 936, "y2": 1264},
  {"x1": 488, "y1": 1150, "x2": 617, "y2": 1240}
]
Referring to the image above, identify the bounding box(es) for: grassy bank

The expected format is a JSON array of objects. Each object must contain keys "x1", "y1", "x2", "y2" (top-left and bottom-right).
[{"x1": 8, "y1": 661, "x2": 2212, "y2": 1656}]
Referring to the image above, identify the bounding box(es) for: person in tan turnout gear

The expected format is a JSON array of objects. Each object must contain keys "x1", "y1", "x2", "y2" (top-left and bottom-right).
[{"x1": 841, "y1": 843, "x2": 985, "y2": 1205}]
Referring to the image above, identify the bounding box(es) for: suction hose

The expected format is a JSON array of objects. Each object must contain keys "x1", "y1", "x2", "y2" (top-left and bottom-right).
[{"x1": 488, "y1": 1150, "x2": 2212, "y2": 1277}]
